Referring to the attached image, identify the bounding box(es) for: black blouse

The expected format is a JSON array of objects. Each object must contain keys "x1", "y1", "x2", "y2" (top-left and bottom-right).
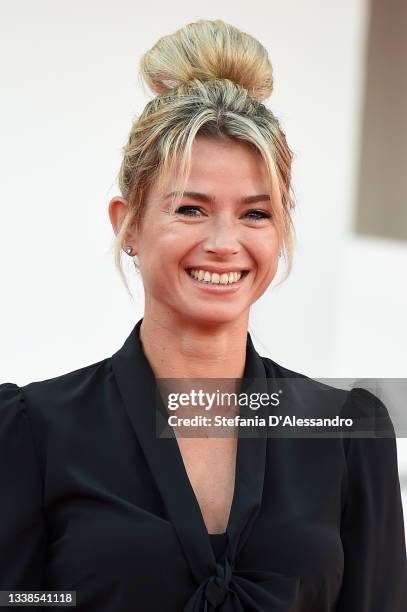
[
  {"x1": 0, "y1": 317, "x2": 406, "y2": 611},
  {"x1": 209, "y1": 533, "x2": 228, "y2": 561}
]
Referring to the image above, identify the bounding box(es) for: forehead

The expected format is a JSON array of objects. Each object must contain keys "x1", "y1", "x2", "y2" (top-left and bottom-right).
[
  {"x1": 187, "y1": 136, "x2": 267, "y2": 186},
  {"x1": 143, "y1": 137, "x2": 271, "y2": 216},
  {"x1": 150, "y1": 136, "x2": 269, "y2": 200}
]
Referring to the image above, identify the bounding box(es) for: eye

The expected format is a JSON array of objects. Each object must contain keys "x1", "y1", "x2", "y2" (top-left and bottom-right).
[
  {"x1": 244, "y1": 209, "x2": 272, "y2": 222},
  {"x1": 173, "y1": 205, "x2": 272, "y2": 221},
  {"x1": 174, "y1": 205, "x2": 204, "y2": 217}
]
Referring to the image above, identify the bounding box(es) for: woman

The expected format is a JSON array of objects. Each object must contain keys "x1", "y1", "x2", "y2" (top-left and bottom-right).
[{"x1": 0, "y1": 19, "x2": 406, "y2": 612}]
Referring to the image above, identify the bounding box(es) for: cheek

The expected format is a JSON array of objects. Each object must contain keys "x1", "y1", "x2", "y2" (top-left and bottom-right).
[
  {"x1": 251, "y1": 235, "x2": 279, "y2": 270},
  {"x1": 262, "y1": 257, "x2": 279, "y2": 285},
  {"x1": 138, "y1": 233, "x2": 188, "y2": 288},
  {"x1": 248, "y1": 243, "x2": 279, "y2": 290},
  {"x1": 142, "y1": 222, "x2": 197, "y2": 257}
]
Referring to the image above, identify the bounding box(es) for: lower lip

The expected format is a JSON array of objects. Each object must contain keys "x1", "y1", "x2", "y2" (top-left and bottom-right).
[{"x1": 184, "y1": 270, "x2": 249, "y2": 294}]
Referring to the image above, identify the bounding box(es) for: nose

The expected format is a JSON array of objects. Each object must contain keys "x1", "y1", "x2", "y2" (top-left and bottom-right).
[{"x1": 202, "y1": 215, "x2": 241, "y2": 257}]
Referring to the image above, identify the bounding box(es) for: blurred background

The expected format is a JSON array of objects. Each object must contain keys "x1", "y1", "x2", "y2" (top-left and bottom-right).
[{"x1": 0, "y1": 0, "x2": 406, "y2": 534}]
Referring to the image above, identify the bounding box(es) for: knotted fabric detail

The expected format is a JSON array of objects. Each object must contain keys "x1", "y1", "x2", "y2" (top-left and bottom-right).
[
  {"x1": 204, "y1": 558, "x2": 233, "y2": 608},
  {"x1": 183, "y1": 560, "x2": 300, "y2": 611}
]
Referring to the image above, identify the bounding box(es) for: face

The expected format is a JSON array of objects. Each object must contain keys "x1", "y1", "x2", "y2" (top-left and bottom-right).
[{"x1": 109, "y1": 136, "x2": 280, "y2": 328}]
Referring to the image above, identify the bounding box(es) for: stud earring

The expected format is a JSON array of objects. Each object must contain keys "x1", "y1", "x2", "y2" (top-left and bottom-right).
[{"x1": 124, "y1": 246, "x2": 133, "y2": 255}]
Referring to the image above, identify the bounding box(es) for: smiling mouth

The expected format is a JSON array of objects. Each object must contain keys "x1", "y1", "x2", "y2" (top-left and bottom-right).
[{"x1": 185, "y1": 268, "x2": 249, "y2": 286}]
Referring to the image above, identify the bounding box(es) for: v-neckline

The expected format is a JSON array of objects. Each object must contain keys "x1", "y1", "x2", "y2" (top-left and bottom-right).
[
  {"x1": 111, "y1": 317, "x2": 270, "y2": 585},
  {"x1": 173, "y1": 428, "x2": 238, "y2": 536}
]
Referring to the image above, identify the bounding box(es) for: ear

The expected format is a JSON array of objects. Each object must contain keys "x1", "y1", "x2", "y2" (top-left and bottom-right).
[{"x1": 108, "y1": 196, "x2": 139, "y2": 253}]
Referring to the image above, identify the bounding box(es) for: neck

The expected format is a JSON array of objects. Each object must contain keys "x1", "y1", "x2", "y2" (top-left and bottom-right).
[{"x1": 138, "y1": 308, "x2": 250, "y2": 379}]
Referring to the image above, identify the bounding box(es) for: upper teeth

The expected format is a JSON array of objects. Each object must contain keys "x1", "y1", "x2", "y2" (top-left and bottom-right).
[{"x1": 188, "y1": 269, "x2": 243, "y2": 285}]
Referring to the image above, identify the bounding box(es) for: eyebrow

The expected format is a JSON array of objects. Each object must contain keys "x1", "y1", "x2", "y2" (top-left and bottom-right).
[{"x1": 163, "y1": 191, "x2": 271, "y2": 205}]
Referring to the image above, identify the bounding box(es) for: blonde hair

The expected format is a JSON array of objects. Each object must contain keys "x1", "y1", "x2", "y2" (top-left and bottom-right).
[{"x1": 113, "y1": 19, "x2": 296, "y2": 294}]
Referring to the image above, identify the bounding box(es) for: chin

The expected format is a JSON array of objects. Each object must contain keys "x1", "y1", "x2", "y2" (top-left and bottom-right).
[{"x1": 182, "y1": 305, "x2": 246, "y2": 327}]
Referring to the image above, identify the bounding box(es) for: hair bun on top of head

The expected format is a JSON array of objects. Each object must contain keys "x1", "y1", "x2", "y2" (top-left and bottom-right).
[{"x1": 139, "y1": 19, "x2": 273, "y2": 104}]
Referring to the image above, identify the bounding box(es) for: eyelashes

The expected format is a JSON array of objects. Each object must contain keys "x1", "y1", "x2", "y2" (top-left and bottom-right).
[{"x1": 174, "y1": 205, "x2": 272, "y2": 222}]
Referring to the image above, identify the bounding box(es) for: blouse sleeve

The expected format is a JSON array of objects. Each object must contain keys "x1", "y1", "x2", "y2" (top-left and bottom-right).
[
  {"x1": 335, "y1": 387, "x2": 407, "y2": 610},
  {"x1": 0, "y1": 382, "x2": 47, "y2": 589}
]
